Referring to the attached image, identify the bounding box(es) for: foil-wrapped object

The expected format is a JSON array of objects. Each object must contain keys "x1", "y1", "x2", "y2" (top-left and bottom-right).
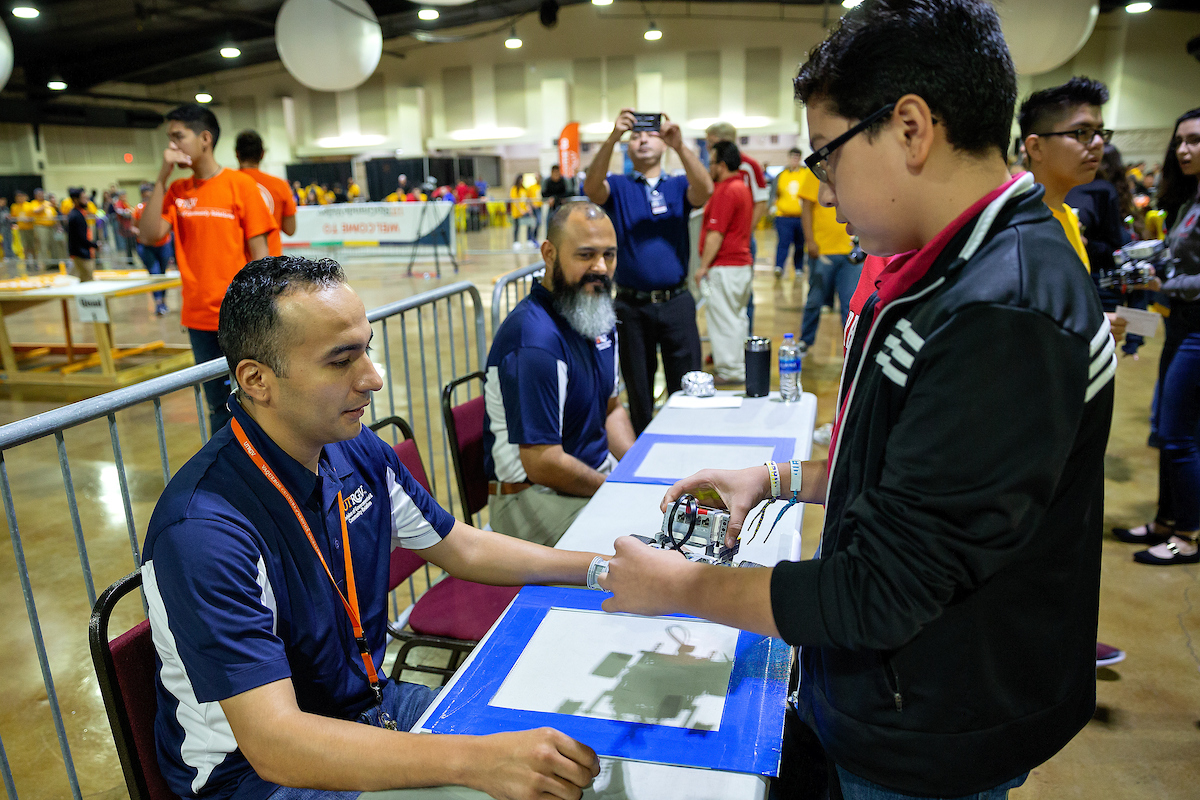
[{"x1": 681, "y1": 370, "x2": 716, "y2": 397}]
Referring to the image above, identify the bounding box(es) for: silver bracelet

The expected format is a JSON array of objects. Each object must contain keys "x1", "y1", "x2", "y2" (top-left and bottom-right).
[{"x1": 587, "y1": 556, "x2": 610, "y2": 591}]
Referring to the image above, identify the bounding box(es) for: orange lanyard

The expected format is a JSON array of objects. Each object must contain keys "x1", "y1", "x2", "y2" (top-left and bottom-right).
[{"x1": 230, "y1": 419, "x2": 384, "y2": 699}]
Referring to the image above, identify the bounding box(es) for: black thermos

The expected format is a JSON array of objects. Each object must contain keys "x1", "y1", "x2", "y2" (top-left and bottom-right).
[{"x1": 744, "y1": 336, "x2": 771, "y2": 397}]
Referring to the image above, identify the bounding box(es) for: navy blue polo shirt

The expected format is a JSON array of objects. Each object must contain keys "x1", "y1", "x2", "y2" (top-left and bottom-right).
[
  {"x1": 142, "y1": 398, "x2": 454, "y2": 800},
  {"x1": 603, "y1": 172, "x2": 694, "y2": 291},
  {"x1": 484, "y1": 282, "x2": 619, "y2": 484}
]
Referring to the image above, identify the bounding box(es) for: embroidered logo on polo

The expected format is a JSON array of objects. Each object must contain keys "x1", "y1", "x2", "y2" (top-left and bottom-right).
[
  {"x1": 875, "y1": 318, "x2": 925, "y2": 388},
  {"x1": 342, "y1": 484, "x2": 374, "y2": 524},
  {"x1": 1086, "y1": 316, "x2": 1116, "y2": 403},
  {"x1": 596, "y1": 334, "x2": 612, "y2": 351}
]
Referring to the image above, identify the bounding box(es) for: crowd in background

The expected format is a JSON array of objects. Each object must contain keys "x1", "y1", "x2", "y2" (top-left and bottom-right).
[{"x1": 0, "y1": 183, "x2": 173, "y2": 277}]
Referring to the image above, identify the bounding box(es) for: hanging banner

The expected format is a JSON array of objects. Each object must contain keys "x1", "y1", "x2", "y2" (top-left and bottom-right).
[
  {"x1": 558, "y1": 122, "x2": 581, "y2": 178},
  {"x1": 283, "y1": 201, "x2": 455, "y2": 248}
]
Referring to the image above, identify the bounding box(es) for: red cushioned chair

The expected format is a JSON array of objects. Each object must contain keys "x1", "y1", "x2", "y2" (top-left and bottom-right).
[
  {"x1": 370, "y1": 415, "x2": 520, "y2": 685},
  {"x1": 89, "y1": 569, "x2": 182, "y2": 800},
  {"x1": 441, "y1": 372, "x2": 489, "y2": 521}
]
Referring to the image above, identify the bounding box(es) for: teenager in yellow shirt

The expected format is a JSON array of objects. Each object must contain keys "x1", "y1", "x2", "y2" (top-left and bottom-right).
[
  {"x1": 773, "y1": 148, "x2": 807, "y2": 278},
  {"x1": 1020, "y1": 75, "x2": 1130, "y2": 666},
  {"x1": 28, "y1": 189, "x2": 56, "y2": 271},
  {"x1": 12, "y1": 190, "x2": 38, "y2": 272},
  {"x1": 509, "y1": 174, "x2": 537, "y2": 250},
  {"x1": 1019, "y1": 76, "x2": 1127, "y2": 344},
  {"x1": 797, "y1": 167, "x2": 858, "y2": 353}
]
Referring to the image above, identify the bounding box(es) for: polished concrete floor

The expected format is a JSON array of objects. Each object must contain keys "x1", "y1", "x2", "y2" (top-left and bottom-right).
[{"x1": 0, "y1": 223, "x2": 1197, "y2": 798}]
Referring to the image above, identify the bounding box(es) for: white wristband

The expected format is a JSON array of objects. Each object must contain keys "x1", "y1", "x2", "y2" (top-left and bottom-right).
[
  {"x1": 587, "y1": 556, "x2": 610, "y2": 591},
  {"x1": 790, "y1": 460, "x2": 802, "y2": 499}
]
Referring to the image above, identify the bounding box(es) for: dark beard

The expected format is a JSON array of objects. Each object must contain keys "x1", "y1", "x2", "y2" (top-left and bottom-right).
[{"x1": 550, "y1": 259, "x2": 616, "y2": 340}]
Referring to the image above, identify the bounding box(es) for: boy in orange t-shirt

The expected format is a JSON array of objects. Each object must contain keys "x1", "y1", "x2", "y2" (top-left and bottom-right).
[
  {"x1": 137, "y1": 103, "x2": 275, "y2": 433},
  {"x1": 235, "y1": 130, "x2": 297, "y2": 257}
]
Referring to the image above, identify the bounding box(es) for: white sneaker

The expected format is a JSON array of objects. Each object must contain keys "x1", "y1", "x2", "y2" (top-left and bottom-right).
[
  {"x1": 526, "y1": 239, "x2": 539, "y2": 250},
  {"x1": 512, "y1": 241, "x2": 522, "y2": 251}
]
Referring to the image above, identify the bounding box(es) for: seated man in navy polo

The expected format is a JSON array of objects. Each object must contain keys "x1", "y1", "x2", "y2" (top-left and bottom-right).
[
  {"x1": 142, "y1": 256, "x2": 602, "y2": 800},
  {"x1": 485, "y1": 201, "x2": 636, "y2": 546}
]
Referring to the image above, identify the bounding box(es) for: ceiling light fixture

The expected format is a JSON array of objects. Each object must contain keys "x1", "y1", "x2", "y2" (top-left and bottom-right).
[
  {"x1": 842, "y1": 0, "x2": 863, "y2": 8},
  {"x1": 219, "y1": 46, "x2": 241, "y2": 58},
  {"x1": 195, "y1": 91, "x2": 213, "y2": 103},
  {"x1": 592, "y1": 0, "x2": 613, "y2": 5},
  {"x1": 418, "y1": 8, "x2": 439, "y2": 20},
  {"x1": 47, "y1": 78, "x2": 66, "y2": 91},
  {"x1": 11, "y1": 6, "x2": 38, "y2": 19},
  {"x1": 644, "y1": 22, "x2": 662, "y2": 41},
  {"x1": 504, "y1": 26, "x2": 522, "y2": 48},
  {"x1": 1125, "y1": 1, "x2": 1152, "y2": 12}
]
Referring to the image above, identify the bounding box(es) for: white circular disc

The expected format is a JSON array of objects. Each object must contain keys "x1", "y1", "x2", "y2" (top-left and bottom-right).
[{"x1": 275, "y1": 0, "x2": 383, "y2": 92}]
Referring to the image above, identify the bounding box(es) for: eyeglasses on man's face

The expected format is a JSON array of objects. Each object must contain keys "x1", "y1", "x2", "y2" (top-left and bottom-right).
[
  {"x1": 1032, "y1": 127, "x2": 1114, "y2": 146},
  {"x1": 805, "y1": 103, "x2": 896, "y2": 184}
]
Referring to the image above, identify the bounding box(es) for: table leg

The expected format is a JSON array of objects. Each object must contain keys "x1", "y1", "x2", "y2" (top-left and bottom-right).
[
  {"x1": 0, "y1": 307, "x2": 17, "y2": 377},
  {"x1": 60, "y1": 299, "x2": 74, "y2": 362},
  {"x1": 94, "y1": 320, "x2": 116, "y2": 376}
]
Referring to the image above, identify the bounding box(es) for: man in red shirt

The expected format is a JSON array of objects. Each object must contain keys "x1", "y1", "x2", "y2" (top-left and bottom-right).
[
  {"x1": 706, "y1": 122, "x2": 769, "y2": 260},
  {"x1": 138, "y1": 103, "x2": 276, "y2": 434},
  {"x1": 697, "y1": 141, "x2": 754, "y2": 384},
  {"x1": 236, "y1": 130, "x2": 297, "y2": 257}
]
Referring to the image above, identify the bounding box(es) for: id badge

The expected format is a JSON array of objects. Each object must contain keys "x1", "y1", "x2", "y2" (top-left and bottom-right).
[{"x1": 649, "y1": 190, "x2": 668, "y2": 216}]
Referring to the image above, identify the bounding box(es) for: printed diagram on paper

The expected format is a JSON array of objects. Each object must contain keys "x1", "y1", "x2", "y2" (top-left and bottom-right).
[{"x1": 488, "y1": 609, "x2": 738, "y2": 730}]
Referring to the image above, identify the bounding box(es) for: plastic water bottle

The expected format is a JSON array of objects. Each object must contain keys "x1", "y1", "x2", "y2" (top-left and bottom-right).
[{"x1": 779, "y1": 334, "x2": 801, "y2": 402}]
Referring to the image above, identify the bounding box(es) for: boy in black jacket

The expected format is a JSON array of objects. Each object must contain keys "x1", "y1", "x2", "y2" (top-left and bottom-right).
[{"x1": 598, "y1": 1, "x2": 1114, "y2": 798}]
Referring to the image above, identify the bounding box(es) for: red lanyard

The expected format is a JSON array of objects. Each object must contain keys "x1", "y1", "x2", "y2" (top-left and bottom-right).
[{"x1": 230, "y1": 419, "x2": 383, "y2": 700}]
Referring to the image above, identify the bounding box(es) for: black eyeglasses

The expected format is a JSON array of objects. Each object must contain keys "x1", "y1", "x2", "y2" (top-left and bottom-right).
[
  {"x1": 805, "y1": 104, "x2": 895, "y2": 183},
  {"x1": 1031, "y1": 127, "x2": 1114, "y2": 145}
]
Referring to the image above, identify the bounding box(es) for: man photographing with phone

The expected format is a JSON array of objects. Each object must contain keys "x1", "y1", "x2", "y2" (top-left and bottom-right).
[{"x1": 584, "y1": 109, "x2": 713, "y2": 435}]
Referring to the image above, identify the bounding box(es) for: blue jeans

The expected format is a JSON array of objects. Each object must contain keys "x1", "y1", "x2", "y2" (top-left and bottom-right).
[
  {"x1": 268, "y1": 680, "x2": 438, "y2": 800},
  {"x1": 136, "y1": 242, "x2": 171, "y2": 304},
  {"x1": 800, "y1": 254, "x2": 862, "y2": 346},
  {"x1": 187, "y1": 328, "x2": 233, "y2": 436},
  {"x1": 1158, "y1": 331, "x2": 1200, "y2": 530},
  {"x1": 837, "y1": 767, "x2": 1027, "y2": 800},
  {"x1": 774, "y1": 215, "x2": 805, "y2": 272}
]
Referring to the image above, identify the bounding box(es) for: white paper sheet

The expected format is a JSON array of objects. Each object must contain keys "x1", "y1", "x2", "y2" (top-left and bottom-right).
[
  {"x1": 635, "y1": 442, "x2": 777, "y2": 479},
  {"x1": 489, "y1": 608, "x2": 739, "y2": 730},
  {"x1": 666, "y1": 395, "x2": 744, "y2": 409},
  {"x1": 1115, "y1": 305, "x2": 1161, "y2": 338}
]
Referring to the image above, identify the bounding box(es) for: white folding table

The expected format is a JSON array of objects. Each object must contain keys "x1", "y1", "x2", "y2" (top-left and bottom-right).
[{"x1": 368, "y1": 391, "x2": 818, "y2": 799}]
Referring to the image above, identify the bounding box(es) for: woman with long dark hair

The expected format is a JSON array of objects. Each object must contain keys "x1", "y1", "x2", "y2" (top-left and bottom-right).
[{"x1": 1119, "y1": 108, "x2": 1200, "y2": 563}]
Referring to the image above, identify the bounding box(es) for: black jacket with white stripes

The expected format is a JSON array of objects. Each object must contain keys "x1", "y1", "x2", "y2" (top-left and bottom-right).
[{"x1": 770, "y1": 179, "x2": 1115, "y2": 796}]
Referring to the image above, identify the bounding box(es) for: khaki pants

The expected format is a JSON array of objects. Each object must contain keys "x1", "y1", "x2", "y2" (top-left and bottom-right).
[
  {"x1": 704, "y1": 265, "x2": 753, "y2": 381},
  {"x1": 488, "y1": 453, "x2": 617, "y2": 545},
  {"x1": 71, "y1": 256, "x2": 94, "y2": 282},
  {"x1": 488, "y1": 487, "x2": 589, "y2": 546},
  {"x1": 34, "y1": 226, "x2": 53, "y2": 270},
  {"x1": 18, "y1": 228, "x2": 37, "y2": 271}
]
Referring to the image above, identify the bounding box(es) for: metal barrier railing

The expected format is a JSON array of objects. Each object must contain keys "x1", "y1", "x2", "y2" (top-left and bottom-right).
[
  {"x1": 0, "y1": 279, "x2": 485, "y2": 800},
  {"x1": 490, "y1": 262, "x2": 545, "y2": 337}
]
